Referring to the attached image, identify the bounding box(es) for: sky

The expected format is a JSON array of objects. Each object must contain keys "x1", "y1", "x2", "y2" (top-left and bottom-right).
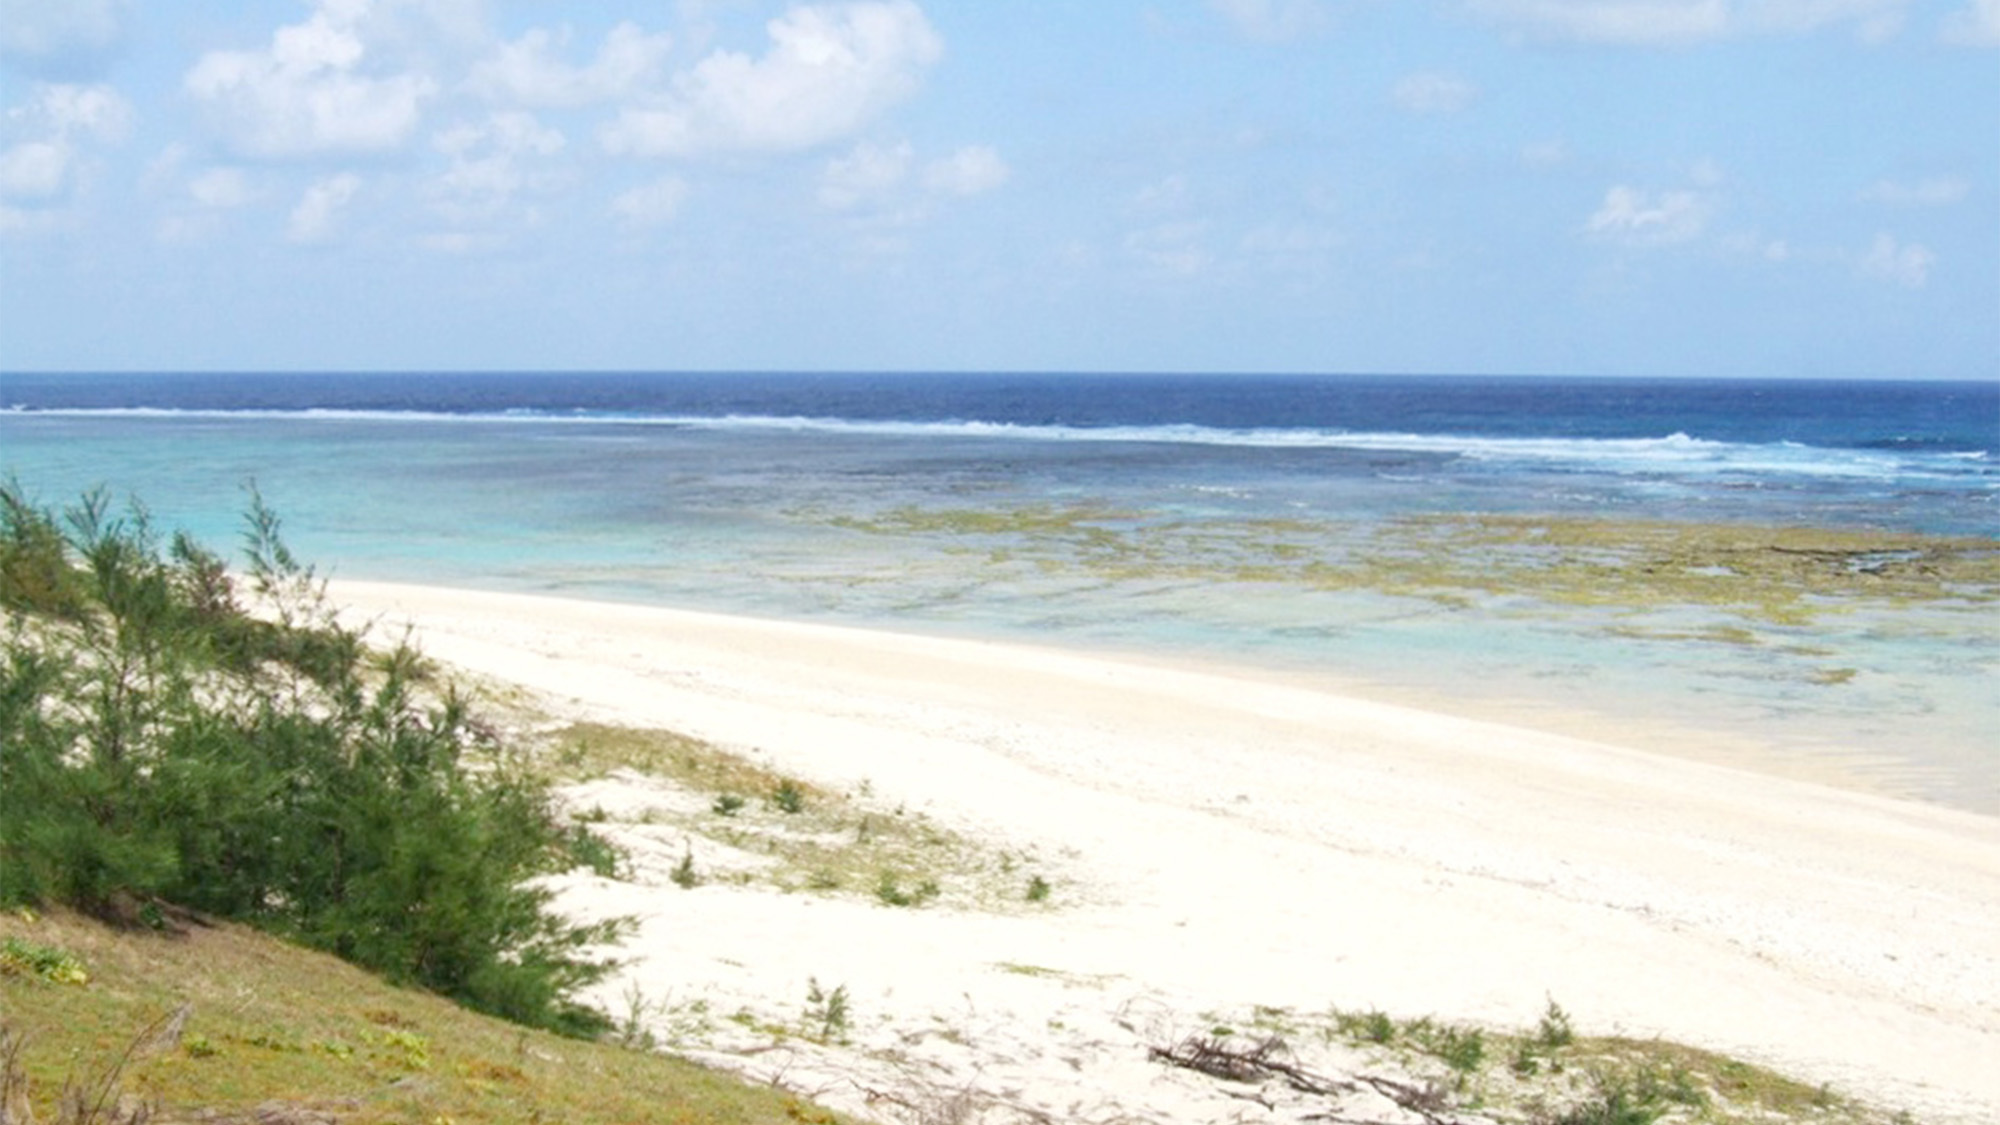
[{"x1": 0, "y1": 0, "x2": 1994, "y2": 378}]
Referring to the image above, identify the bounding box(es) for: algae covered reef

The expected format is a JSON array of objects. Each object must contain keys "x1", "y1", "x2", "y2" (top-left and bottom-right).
[{"x1": 827, "y1": 505, "x2": 2000, "y2": 635}]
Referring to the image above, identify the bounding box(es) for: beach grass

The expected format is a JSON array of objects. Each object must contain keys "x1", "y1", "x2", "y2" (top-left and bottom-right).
[
  {"x1": 533, "y1": 722, "x2": 1062, "y2": 912},
  {"x1": 1219, "y1": 1000, "x2": 1912, "y2": 1124}
]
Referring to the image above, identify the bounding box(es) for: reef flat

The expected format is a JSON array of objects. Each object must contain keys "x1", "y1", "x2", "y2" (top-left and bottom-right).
[{"x1": 828, "y1": 506, "x2": 1999, "y2": 630}]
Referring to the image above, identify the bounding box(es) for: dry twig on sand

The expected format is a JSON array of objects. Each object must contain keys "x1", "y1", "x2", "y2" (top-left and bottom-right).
[{"x1": 1148, "y1": 1034, "x2": 1469, "y2": 1125}]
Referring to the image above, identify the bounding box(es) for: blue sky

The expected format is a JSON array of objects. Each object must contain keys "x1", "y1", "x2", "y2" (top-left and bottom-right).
[{"x1": 0, "y1": 0, "x2": 1994, "y2": 378}]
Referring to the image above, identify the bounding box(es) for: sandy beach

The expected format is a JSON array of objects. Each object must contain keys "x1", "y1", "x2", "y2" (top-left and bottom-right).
[{"x1": 329, "y1": 579, "x2": 2000, "y2": 1123}]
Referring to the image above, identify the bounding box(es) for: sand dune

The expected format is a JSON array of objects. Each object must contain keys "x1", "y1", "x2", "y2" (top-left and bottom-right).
[{"x1": 330, "y1": 580, "x2": 2000, "y2": 1123}]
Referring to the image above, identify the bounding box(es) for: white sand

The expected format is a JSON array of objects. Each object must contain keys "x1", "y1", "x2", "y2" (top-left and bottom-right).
[{"x1": 331, "y1": 579, "x2": 2000, "y2": 1123}]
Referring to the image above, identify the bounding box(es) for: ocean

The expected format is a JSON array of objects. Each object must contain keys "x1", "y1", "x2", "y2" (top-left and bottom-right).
[{"x1": 3, "y1": 371, "x2": 1995, "y2": 811}]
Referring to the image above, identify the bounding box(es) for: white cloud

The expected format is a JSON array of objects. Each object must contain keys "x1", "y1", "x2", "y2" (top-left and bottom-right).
[
  {"x1": 1942, "y1": 0, "x2": 2000, "y2": 44},
  {"x1": 13, "y1": 82, "x2": 134, "y2": 142},
  {"x1": 468, "y1": 21, "x2": 676, "y2": 107},
  {"x1": 1586, "y1": 184, "x2": 1711, "y2": 244},
  {"x1": 1469, "y1": 0, "x2": 1730, "y2": 44},
  {"x1": 1749, "y1": 0, "x2": 1907, "y2": 38},
  {"x1": 922, "y1": 145, "x2": 1008, "y2": 197},
  {"x1": 1858, "y1": 232, "x2": 1935, "y2": 286},
  {"x1": 0, "y1": 83, "x2": 132, "y2": 210},
  {"x1": 600, "y1": 0, "x2": 942, "y2": 158},
  {"x1": 0, "y1": 0, "x2": 124, "y2": 71},
  {"x1": 1862, "y1": 176, "x2": 1971, "y2": 206},
  {"x1": 611, "y1": 175, "x2": 690, "y2": 227},
  {"x1": 185, "y1": 0, "x2": 437, "y2": 159},
  {"x1": 288, "y1": 172, "x2": 363, "y2": 243},
  {"x1": 1393, "y1": 71, "x2": 1479, "y2": 114},
  {"x1": 0, "y1": 142, "x2": 67, "y2": 201},
  {"x1": 1209, "y1": 0, "x2": 1333, "y2": 41},
  {"x1": 427, "y1": 111, "x2": 567, "y2": 226},
  {"x1": 188, "y1": 166, "x2": 255, "y2": 208},
  {"x1": 816, "y1": 139, "x2": 1003, "y2": 233},
  {"x1": 1721, "y1": 231, "x2": 1791, "y2": 261},
  {"x1": 819, "y1": 139, "x2": 912, "y2": 209},
  {"x1": 1467, "y1": 0, "x2": 1913, "y2": 44}
]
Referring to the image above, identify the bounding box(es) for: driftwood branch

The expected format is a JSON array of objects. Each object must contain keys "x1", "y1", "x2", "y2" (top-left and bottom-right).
[
  {"x1": 1148, "y1": 1034, "x2": 1469, "y2": 1125},
  {"x1": 1146, "y1": 1035, "x2": 1351, "y2": 1095}
]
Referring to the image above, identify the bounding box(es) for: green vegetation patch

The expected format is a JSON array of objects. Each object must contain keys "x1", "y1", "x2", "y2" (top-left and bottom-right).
[
  {"x1": 0, "y1": 485, "x2": 620, "y2": 1035},
  {"x1": 1314, "y1": 999, "x2": 1908, "y2": 1124},
  {"x1": 0, "y1": 931, "x2": 88, "y2": 985},
  {"x1": 535, "y1": 722, "x2": 1061, "y2": 912},
  {"x1": 0, "y1": 907, "x2": 849, "y2": 1125}
]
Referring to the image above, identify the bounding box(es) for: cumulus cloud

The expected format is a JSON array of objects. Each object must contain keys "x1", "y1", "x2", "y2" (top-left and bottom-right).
[
  {"x1": 1393, "y1": 71, "x2": 1479, "y2": 114},
  {"x1": 288, "y1": 172, "x2": 363, "y2": 243},
  {"x1": 1862, "y1": 176, "x2": 1970, "y2": 206},
  {"x1": 1209, "y1": 0, "x2": 1333, "y2": 41},
  {"x1": 1941, "y1": 0, "x2": 2000, "y2": 43},
  {"x1": 0, "y1": 142, "x2": 67, "y2": 201},
  {"x1": 600, "y1": 0, "x2": 942, "y2": 158},
  {"x1": 816, "y1": 139, "x2": 1005, "y2": 228},
  {"x1": 468, "y1": 21, "x2": 676, "y2": 107},
  {"x1": 1466, "y1": 0, "x2": 1912, "y2": 44},
  {"x1": 427, "y1": 111, "x2": 567, "y2": 226},
  {"x1": 1858, "y1": 233, "x2": 1935, "y2": 286},
  {"x1": 612, "y1": 175, "x2": 690, "y2": 227},
  {"x1": 1468, "y1": 0, "x2": 1730, "y2": 44},
  {"x1": 188, "y1": 166, "x2": 255, "y2": 209},
  {"x1": 10, "y1": 82, "x2": 134, "y2": 142},
  {"x1": 185, "y1": 0, "x2": 437, "y2": 159},
  {"x1": 0, "y1": 0, "x2": 125, "y2": 74},
  {"x1": 1586, "y1": 184, "x2": 1711, "y2": 244},
  {"x1": 0, "y1": 82, "x2": 132, "y2": 215},
  {"x1": 819, "y1": 139, "x2": 912, "y2": 209}
]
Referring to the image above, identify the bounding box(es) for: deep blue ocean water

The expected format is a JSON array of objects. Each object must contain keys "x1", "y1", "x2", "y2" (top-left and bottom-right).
[{"x1": 3, "y1": 372, "x2": 1995, "y2": 810}]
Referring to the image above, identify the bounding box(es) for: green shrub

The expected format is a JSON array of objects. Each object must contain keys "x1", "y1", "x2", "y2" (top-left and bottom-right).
[
  {"x1": 1333, "y1": 1007, "x2": 1397, "y2": 1045},
  {"x1": 0, "y1": 484, "x2": 620, "y2": 1036},
  {"x1": 874, "y1": 873, "x2": 940, "y2": 907},
  {"x1": 1537, "y1": 998, "x2": 1576, "y2": 1049},
  {"x1": 803, "y1": 978, "x2": 850, "y2": 1044},
  {"x1": 672, "y1": 846, "x2": 700, "y2": 889},
  {"x1": 1540, "y1": 1081, "x2": 1664, "y2": 1125},
  {"x1": 1410, "y1": 1020, "x2": 1484, "y2": 1073}
]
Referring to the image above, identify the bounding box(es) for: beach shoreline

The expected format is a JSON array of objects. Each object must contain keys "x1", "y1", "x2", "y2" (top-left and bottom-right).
[{"x1": 327, "y1": 578, "x2": 2000, "y2": 1123}]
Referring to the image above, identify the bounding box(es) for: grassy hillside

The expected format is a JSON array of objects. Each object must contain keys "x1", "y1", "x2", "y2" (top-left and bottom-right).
[{"x1": 0, "y1": 906, "x2": 847, "y2": 1125}]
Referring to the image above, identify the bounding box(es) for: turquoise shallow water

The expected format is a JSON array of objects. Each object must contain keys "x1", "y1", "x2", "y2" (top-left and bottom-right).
[{"x1": 2, "y1": 373, "x2": 1994, "y2": 812}]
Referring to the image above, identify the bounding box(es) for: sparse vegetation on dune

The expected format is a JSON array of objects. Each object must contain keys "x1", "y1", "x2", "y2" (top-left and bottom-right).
[
  {"x1": 1151, "y1": 1000, "x2": 1916, "y2": 1125},
  {"x1": 533, "y1": 721, "x2": 1060, "y2": 912}
]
